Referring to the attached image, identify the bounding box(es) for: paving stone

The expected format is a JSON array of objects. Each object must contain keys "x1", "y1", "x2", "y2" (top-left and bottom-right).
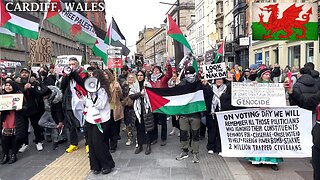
[
  {"x1": 138, "y1": 167, "x2": 170, "y2": 179},
  {"x1": 156, "y1": 158, "x2": 187, "y2": 168},
  {"x1": 170, "y1": 167, "x2": 203, "y2": 179},
  {"x1": 127, "y1": 158, "x2": 157, "y2": 167}
]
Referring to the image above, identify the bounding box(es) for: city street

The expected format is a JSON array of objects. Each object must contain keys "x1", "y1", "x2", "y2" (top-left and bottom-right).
[{"x1": 0, "y1": 123, "x2": 314, "y2": 180}]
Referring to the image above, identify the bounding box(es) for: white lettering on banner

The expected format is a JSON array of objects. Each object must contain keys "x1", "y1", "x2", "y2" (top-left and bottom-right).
[
  {"x1": 202, "y1": 63, "x2": 227, "y2": 80},
  {"x1": 231, "y1": 82, "x2": 286, "y2": 107},
  {"x1": 216, "y1": 106, "x2": 312, "y2": 157}
]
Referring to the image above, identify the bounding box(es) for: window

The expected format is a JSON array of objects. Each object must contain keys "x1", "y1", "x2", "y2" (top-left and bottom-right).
[
  {"x1": 255, "y1": 52, "x2": 262, "y2": 65},
  {"x1": 306, "y1": 42, "x2": 314, "y2": 63},
  {"x1": 288, "y1": 45, "x2": 301, "y2": 67}
]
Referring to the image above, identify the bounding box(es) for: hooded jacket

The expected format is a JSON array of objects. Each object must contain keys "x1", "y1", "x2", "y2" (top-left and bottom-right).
[
  {"x1": 289, "y1": 74, "x2": 319, "y2": 111},
  {"x1": 44, "y1": 86, "x2": 64, "y2": 124}
]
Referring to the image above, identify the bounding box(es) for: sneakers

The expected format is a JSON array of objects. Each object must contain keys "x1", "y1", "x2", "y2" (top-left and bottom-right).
[
  {"x1": 208, "y1": 150, "x2": 214, "y2": 154},
  {"x1": 176, "y1": 151, "x2": 189, "y2": 161},
  {"x1": 85, "y1": 145, "x2": 89, "y2": 153},
  {"x1": 36, "y1": 143, "x2": 43, "y2": 151},
  {"x1": 169, "y1": 128, "x2": 176, "y2": 136},
  {"x1": 126, "y1": 139, "x2": 132, "y2": 146},
  {"x1": 191, "y1": 153, "x2": 199, "y2": 163},
  {"x1": 19, "y1": 144, "x2": 29, "y2": 153},
  {"x1": 66, "y1": 145, "x2": 79, "y2": 153}
]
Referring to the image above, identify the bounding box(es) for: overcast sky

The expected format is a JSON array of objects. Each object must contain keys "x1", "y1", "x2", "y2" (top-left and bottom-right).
[{"x1": 104, "y1": 0, "x2": 176, "y2": 55}]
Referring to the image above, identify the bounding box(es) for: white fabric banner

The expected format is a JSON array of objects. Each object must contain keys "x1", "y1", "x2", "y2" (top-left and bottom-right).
[
  {"x1": 216, "y1": 106, "x2": 312, "y2": 157},
  {"x1": 231, "y1": 82, "x2": 287, "y2": 107}
]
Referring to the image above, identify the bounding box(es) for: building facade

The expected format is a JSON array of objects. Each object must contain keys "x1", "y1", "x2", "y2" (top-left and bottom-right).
[
  {"x1": 136, "y1": 27, "x2": 161, "y2": 59},
  {"x1": 145, "y1": 25, "x2": 166, "y2": 66},
  {"x1": 248, "y1": 0, "x2": 320, "y2": 70},
  {"x1": 0, "y1": 12, "x2": 85, "y2": 66},
  {"x1": 195, "y1": 0, "x2": 205, "y2": 56}
]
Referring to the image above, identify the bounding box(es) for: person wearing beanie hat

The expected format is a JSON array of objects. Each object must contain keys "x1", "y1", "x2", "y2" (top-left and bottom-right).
[
  {"x1": 15, "y1": 65, "x2": 45, "y2": 152},
  {"x1": 245, "y1": 65, "x2": 283, "y2": 170},
  {"x1": 149, "y1": 60, "x2": 173, "y2": 146}
]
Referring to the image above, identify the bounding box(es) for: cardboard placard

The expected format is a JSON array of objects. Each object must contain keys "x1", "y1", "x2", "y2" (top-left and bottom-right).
[{"x1": 29, "y1": 37, "x2": 52, "y2": 64}]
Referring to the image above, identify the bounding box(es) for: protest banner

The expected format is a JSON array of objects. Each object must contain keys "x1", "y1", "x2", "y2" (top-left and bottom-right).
[
  {"x1": 107, "y1": 46, "x2": 123, "y2": 69},
  {"x1": 29, "y1": 37, "x2": 52, "y2": 64},
  {"x1": 231, "y1": 82, "x2": 286, "y2": 107},
  {"x1": 55, "y1": 55, "x2": 82, "y2": 74},
  {"x1": 202, "y1": 62, "x2": 227, "y2": 80},
  {"x1": 216, "y1": 106, "x2": 312, "y2": 157},
  {"x1": 0, "y1": 94, "x2": 24, "y2": 111}
]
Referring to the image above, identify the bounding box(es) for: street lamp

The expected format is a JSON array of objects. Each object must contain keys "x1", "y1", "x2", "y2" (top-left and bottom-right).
[{"x1": 159, "y1": 1, "x2": 180, "y2": 26}]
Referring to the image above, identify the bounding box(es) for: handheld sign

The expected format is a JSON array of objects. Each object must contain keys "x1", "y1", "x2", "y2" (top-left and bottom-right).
[
  {"x1": 216, "y1": 107, "x2": 312, "y2": 158},
  {"x1": 0, "y1": 94, "x2": 24, "y2": 111},
  {"x1": 231, "y1": 82, "x2": 286, "y2": 107},
  {"x1": 107, "y1": 46, "x2": 123, "y2": 69},
  {"x1": 202, "y1": 63, "x2": 227, "y2": 80}
]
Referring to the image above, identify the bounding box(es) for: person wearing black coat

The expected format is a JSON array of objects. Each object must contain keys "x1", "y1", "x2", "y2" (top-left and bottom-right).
[
  {"x1": 0, "y1": 81, "x2": 26, "y2": 164},
  {"x1": 304, "y1": 62, "x2": 320, "y2": 90},
  {"x1": 289, "y1": 68, "x2": 319, "y2": 126},
  {"x1": 15, "y1": 67, "x2": 45, "y2": 152}
]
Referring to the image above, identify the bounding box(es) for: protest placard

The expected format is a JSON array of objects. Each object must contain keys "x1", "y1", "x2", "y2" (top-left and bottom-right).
[
  {"x1": 216, "y1": 106, "x2": 312, "y2": 157},
  {"x1": 55, "y1": 55, "x2": 82, "y2": 74},
  {"x1": 107, "y1": 46, "x2": 123, "y2": 69},
  {"x1": 29, "y1": 37, "x2": 52, "y2": 64},
  {"x1": 231, "y1": 82, "x2": 286, "y2": 107},
  {"x1": 202, "y1": 63, "x2": 227, "y2": 80},
  {"x1": 0, "y1": 94, "x2": 24, "y2": 111}
]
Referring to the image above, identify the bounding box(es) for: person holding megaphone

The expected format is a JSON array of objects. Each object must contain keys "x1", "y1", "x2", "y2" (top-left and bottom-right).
[{"x1": 82, "y1": 69, "x2": 115, "y2": 175}]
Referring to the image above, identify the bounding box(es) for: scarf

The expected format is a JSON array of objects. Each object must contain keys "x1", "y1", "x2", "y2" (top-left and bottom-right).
[
  {"x1": 151, "y1": 73, "x2": 163, "y2": 82},
  {"x1": 211, "y1": 84, "x2": 227, "y2": 113},
  {"x1": 129, "y1": 81, "x2": 151, "y2": 123}
]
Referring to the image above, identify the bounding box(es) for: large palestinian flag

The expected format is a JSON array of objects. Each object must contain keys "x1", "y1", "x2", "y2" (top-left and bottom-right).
[
  {"x1": 146, "y1": 81, "x2": 206, "y2": 115},
  {"x1": 105, "y1": 17, "x2": 126, "y2": 45},
  {"x1": 1, "y1": 0, "x2": 39, "y2": 40},
  {"x1": 92, "y1": 24, "x2": 108, "y2": 65},
  {"x1": 252, "y1": 3, "x2": 318, "y2": 40},
  {"x1": 0, "y1": 27, "x2": 15, "y2": 48},
  {"x1": 45, "y1": 0, "x2": 97, "y2": 47}
]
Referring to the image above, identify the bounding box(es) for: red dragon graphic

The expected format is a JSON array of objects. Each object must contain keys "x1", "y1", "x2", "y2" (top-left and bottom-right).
[{"x1": 258, "y1": 3, "x2": 312, "y2": 40}]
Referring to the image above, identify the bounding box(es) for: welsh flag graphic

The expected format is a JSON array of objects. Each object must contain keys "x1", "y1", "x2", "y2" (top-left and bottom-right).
[
  {"x1": 167, "y1": 15, "x2": 198, "y2": 72},
  {"x1": 252, "y1": 3, "x2": 318, "y2": 40},
  {"x1": 45, "y1": 0, "x2": 97, "y2": 47},
  {"x1": 92, "y1": 24, "x2": 109, "y2": 65},
  {"x1": 0, "y1": 27, "x2": 15, "y2": 48},
  {"x1": 146, "y1": 81, "x2": 206, "y2": 115},
  {"x1": 1, "y1": 0, "x2": 39, "y2": 40}
]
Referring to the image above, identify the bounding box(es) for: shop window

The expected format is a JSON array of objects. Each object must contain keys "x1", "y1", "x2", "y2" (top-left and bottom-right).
[
  {"x1": 306, "y1": 42, "x2": 314, "y2": 63},
  {"x1": 288, "y1": 45, "x2": 300, "y2": 68}
]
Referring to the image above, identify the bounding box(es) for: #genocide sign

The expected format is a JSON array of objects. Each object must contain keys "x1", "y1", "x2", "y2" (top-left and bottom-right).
[
  {"x1": 107, "y1": 46, "x2": 123, "y2": 69},
  {"x1": 202, "y1": 63, "x2": 227, "y2": 80},
  {"x1": 216, "y1": 107, "x2": 312, "y2": 157},
  {"x1": 231, "y1": 82, "x2": 286, "y2": 107}
]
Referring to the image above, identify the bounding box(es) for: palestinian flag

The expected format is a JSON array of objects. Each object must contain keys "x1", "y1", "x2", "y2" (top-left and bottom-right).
[
  {"x1": 167, "y1": 14, "x2": 198, "y2": 73},
  {"x1": 252, "y1": 3, "x2": 318, "y2": 40},
  {"x1": 146, "y1": 81, "x2": 206, "y2": 115},
  {"x1": 214, "y1": 41, "x2": 224, "y2": 63},
  {"x1": 92, "y1": 24, "x2": 108, "y2": 65},
  {"x1": 167, "y1": 14, "x2": 192, "y2": 52},
  {"x1": 0, "y1": 27, "x2": 15, "y2": 48},
  {"x1": 105, "y1": 17, "x2": 126, "y2": 45},
  {"x1": 1, "y1": 0, "x2": 39, "y2": 40},
  {"x1": 45, "y1": 0, "x2": 97, "y2": 47}
]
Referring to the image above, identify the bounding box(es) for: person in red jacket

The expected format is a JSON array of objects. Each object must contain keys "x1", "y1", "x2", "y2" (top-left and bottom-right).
[{"x1": 149, "y1": 60, "x2": 172, "y2": 146}]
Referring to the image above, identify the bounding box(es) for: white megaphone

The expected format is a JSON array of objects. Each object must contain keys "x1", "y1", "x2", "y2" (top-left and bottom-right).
[
  {"x1": 84, "y1": 77, "x2": 100, "y2": 93},
  {"x1": 63, "y1": 66, "x2": 72, "y2": 75}
]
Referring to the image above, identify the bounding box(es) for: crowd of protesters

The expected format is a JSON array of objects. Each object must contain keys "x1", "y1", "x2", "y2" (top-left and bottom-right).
[{"x1": 0, "y1": 57, "x2": 319, "y2": 178}]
